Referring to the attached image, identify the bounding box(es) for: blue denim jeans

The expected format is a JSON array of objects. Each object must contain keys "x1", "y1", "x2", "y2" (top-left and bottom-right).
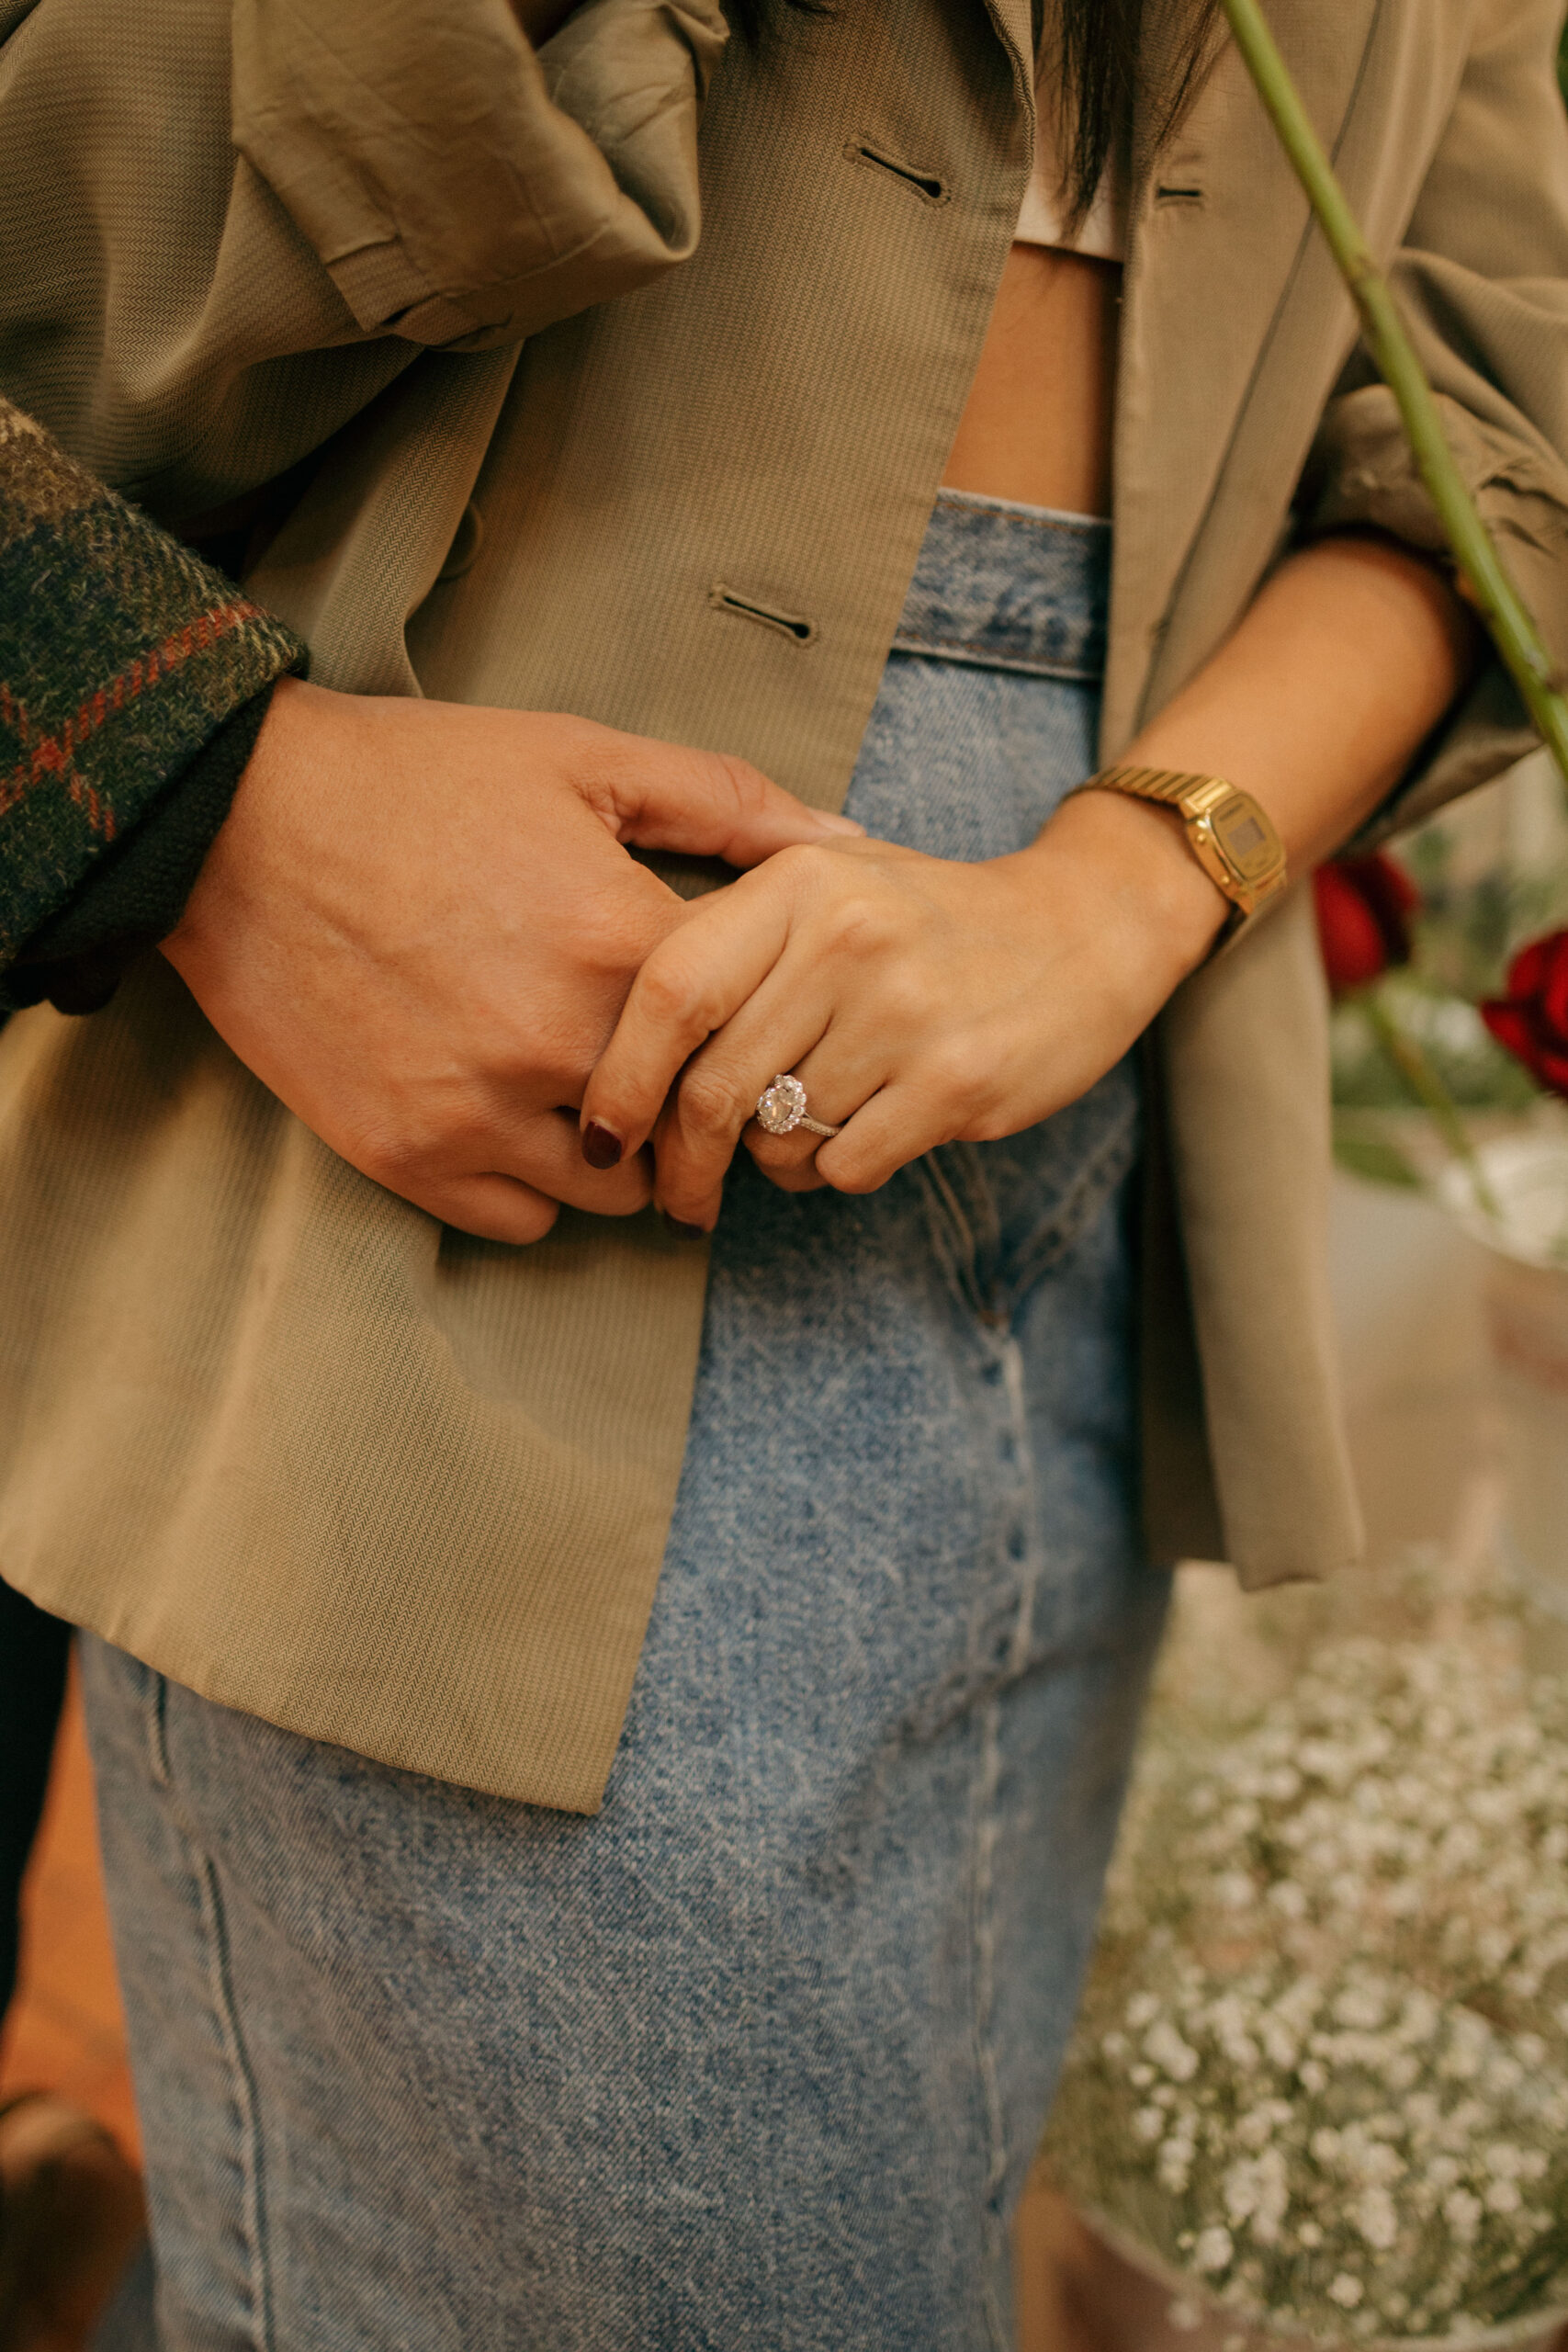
[{"x1": 83, "y1": 491, "x2": 1168, "y2": 2352}]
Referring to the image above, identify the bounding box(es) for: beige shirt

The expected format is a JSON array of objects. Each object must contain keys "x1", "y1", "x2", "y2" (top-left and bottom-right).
[{"x1": 0, "y1": 0, "x2": 1565, "y2": 1810}]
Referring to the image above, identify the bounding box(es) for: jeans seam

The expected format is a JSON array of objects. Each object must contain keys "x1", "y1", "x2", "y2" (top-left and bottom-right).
[
  {"x1": 908, "y1": 1153, "x2": 987, "y2": 1320},
  {"x1": 910, "y1": 1147, "x2": 1003, "y2": 1323},
  {"x1": 971, "y1": 1696, "x2": 1010, "y2": 2352},
  {"x1": 147, "y1": 1679, "x2": 276, "y2": 2352},
  {"x1": 1002, "y1": 1100, "x2": 1139, "y2": 1315}
]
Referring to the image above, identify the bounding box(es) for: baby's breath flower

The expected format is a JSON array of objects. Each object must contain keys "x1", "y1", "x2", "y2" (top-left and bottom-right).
[
  {"x1": 1145, "y1": 2020, "x2": 1200, "y2": 2083},
  {"x1": 1043, "y1": 1581, "x2": 1568, "y2": 2344},
  {"x1": 1355, "y1": 2185, "x2": 1399, "y2": 2250},
  {"x1": 1444, "y1": 2188, "x2": 1483, "y2": 2238}
]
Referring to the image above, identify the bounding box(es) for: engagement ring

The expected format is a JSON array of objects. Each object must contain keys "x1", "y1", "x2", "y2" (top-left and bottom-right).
[{"x1": 754, "y1": 1073, "x2": 840, "y2": 1140}]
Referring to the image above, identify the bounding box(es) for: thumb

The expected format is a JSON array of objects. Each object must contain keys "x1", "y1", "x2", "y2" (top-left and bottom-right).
[{"x1": 580, "y1": 732, "x2": 863, "y2": 868}]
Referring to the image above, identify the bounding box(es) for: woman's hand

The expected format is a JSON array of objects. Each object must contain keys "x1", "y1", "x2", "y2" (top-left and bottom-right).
[
  {"x1": 163, "y1": 677, "x2": 860, "y2": 1243},
  {"x1": 580, "y1": 789, "x2": 1228, "y2": 1230}
]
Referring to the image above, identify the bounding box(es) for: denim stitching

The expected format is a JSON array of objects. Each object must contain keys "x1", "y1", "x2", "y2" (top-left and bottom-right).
[
  {"x1": 971, "y1": 1695, "x2": 1010, "y2": 2350},
  {"x1": 148, "y1": 1680, "x2": 276, "y2": 2352},
  {"x1": 1002, "y1": 1096, "x2": 1140, "y2": 1315},
  {"x1": 908, "y1": 1152, "x2": 988, "y2": 1321},
  {"x1": 142, "y1": 1665, "x2": 172, "y2": 1789},
  {"x1": 188, "y1": 1851, "x2": 275, "y2": 2352},
  {"x1": 998, "y1": 1331, "x2": 1045, "y2": 1679}
]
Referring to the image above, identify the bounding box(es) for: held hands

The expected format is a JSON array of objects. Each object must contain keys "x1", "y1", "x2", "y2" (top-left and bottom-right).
[
  {"x1": 581, "y1": 537, "x2": 1487, "y2": 1226},
  {"x1": 162, "y1": 677, "x2": 861, "y2": 1243},
  {"x1": 580, "y1": 787, "x2": 1229, "y2": 1231}
]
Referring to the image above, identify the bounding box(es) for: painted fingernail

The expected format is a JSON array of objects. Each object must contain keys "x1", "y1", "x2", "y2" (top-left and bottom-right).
[
  {"x1": 661, "y1": 1213, "x2": 709, "y2": 1241},
  {"x1": 581, "y1": 1121, "x2": 623, "y2": 1170}
]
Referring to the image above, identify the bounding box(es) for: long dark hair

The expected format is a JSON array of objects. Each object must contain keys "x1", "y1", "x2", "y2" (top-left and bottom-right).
[
  {"x1": 1055, "y1": 0, "x2": 1220, "y2": 223},
  {"x1": 733, "y1": 0, "x2": 1219, "y2": 223}
]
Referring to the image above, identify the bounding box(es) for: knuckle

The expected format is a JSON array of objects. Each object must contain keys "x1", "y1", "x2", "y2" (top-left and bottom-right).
[
  {"x1": 769, "y1": 840, "x2": 829, "y2": 892},
  {"x1": 574, "y1": 894, "x2": 658, "y2": 980},
  {"x1": 747, "y1": 1128, "x2": 810, "y2": 1170},
  {"x1": 964, "y1": 1098, "x2": 1012, "y2": 1145},
  {"x1": 637, "y1": 951, "x2": 701, "y2": 1024},
  {"x1": 714, "y1": 751, "x2": 773, "y2": 820},
  {"x1": 822, "y1": 1156, "x2": 889, "y2": 1198},
  {"x1": 508, "y1": 1193, "x2": 561, "y2": 1245},
  {"x1": 826, "y1": 890, "x2": 900, "y2": 960},
  {"x1": 344, "y1": 1117, "x2": 431, "y2": 1192},
  {"x1": 678, "y1": 1064, "x2": 746, "y2": 1140},
  {"x1": 635, "y1": 951, "x2": 727, "y2": 1046},
  {"x1": 922, "y1": 1038, "x2": 987, "y2": 1115}
]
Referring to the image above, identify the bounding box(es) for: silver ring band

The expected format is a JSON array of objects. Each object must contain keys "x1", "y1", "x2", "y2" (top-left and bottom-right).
[{"x1": 754, "y1": 1073, "x2": 840, "y2": 1141}]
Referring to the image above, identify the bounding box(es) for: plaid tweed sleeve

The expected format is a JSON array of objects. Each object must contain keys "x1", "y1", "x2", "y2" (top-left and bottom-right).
[{"x1": 0, "y1": 395, "x2": 305, "y2": 986}]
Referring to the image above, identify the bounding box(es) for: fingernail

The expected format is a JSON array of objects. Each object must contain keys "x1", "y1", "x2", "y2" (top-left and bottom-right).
[
  {"x1": 814, "y1": 811, "x2": 864, "y2": 836},
  {"x1": 581, "y1": 1121, "x2": 623, "y2": 1170},
  {"x1": 661, "y1": 1213, "x2": 709, "y2": 1241}
]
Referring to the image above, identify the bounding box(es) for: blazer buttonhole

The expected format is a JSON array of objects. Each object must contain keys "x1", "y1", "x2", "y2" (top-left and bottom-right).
[
  {"x1": 846, "y1": 139, "x2": 950, "y2": 205},
  {"x1": 708, "y1": 583, "x2": 818, "y2": 645}
]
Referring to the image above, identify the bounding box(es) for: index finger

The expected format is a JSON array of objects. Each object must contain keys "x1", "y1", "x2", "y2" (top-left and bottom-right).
[{"x1": 579, "y1": 869, "x2": 793, "y2": 1165}]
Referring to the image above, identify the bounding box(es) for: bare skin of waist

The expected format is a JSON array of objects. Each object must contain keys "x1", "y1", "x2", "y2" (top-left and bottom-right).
[{"x1": 943, "y1": 243, "x2": 1120, "y2": 514}]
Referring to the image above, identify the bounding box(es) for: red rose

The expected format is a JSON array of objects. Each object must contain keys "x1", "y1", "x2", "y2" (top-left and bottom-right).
[
  {"x1": 1313, "y1": 854, "x2": 1419, "y2": 995},
  {"x1": 1482, "y1": 930, "x2": 1568, "y2": 1099}
]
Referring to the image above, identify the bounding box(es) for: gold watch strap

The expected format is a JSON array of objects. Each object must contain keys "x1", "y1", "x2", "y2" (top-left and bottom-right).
[{"x1": 1084, "y1": 763, "x2": 1289, "y2": 941}]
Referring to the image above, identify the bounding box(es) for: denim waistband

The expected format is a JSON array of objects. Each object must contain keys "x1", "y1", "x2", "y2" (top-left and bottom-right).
[{"x1": 890, "y1": 488, "x2": 1111, "y2": 683}]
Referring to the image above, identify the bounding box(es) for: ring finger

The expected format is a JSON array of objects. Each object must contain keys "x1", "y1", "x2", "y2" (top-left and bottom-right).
[{"x1": 652, "y1": 981, "x2": 882, "y2": 1226}]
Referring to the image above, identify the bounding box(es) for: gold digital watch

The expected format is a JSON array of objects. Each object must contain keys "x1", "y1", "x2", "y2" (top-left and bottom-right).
[{"x1": 1081, "y1": 763, "x2": 1288, "y2": 944}]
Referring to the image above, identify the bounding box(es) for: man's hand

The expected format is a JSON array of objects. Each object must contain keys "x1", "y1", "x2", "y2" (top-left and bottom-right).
[{"x1": 162, "y1": 677, "x2": 860, "y2": 1241}]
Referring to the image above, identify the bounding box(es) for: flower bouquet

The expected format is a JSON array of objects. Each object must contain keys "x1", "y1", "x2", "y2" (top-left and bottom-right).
[
  {"x1": 1311, "y1": 772, "x2": 1568, "y2": 1628},
  {"x1": 1040, "y1": 1555, "x2": 1568, "y2": 2348},
  {"x1": 1319, "y1": 774, "x2": 1568, "y2": 1205}
]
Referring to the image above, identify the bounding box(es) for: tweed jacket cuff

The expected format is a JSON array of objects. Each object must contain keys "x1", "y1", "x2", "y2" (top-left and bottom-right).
[
  {"x1": 0, "y1": 400, "x2": 306, "y2": 1006},
  {"x1": 7, "y1": 687, "x2": 276, "y2": 1015}
]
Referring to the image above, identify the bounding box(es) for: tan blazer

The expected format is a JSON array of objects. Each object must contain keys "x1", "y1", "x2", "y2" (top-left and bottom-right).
[{"x1": 1, "y1": 0, "x2": 1566, "y2": 1810}]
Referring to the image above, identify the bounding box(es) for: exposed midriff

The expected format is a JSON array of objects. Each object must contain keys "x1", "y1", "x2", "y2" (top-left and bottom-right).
[{"x1": 941, "y1": 242, "x2": 1120, "y2": 516}]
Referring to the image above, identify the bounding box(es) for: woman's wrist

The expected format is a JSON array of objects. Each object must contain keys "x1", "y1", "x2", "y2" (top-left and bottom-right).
[{"x1": 1031, "y1": 786, "x2": 1231, "y2": 988}]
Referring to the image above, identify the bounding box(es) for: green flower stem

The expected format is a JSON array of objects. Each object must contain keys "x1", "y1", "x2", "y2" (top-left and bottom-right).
[
  {"x1": 1359, "y1": 989, "x2": 1503, "y2": 1220},
  {"x1": 1220, "y1": 0, "x2": 1568, "y2": 787}
]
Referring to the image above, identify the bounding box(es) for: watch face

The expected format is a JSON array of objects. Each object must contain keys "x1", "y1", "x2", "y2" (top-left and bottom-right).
[{"x1": 1207, "y1": 790, "x2": 1280, "y2": 885}]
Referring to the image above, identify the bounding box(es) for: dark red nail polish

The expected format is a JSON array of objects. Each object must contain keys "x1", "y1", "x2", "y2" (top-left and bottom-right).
[
  {"x1": 662, "y1": 1214, "x2": 708, "y2": 1241},
  {"x1": 581, "y1": 1121, "x2": 623, "y2": 1170}
]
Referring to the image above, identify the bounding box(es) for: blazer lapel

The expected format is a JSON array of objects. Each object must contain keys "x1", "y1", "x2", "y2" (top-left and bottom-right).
[
  {"x1": 976, "y1": 0, "x2": 1034, "y2": 130},
  {"x1": 1102, "y1": 0, "x2": 1385, "y2": 749}
]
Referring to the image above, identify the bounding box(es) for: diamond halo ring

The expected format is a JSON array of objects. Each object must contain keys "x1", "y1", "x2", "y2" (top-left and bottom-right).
[{"x1": 754, "y1": 1073, "x2": 840, "y2": 1140}]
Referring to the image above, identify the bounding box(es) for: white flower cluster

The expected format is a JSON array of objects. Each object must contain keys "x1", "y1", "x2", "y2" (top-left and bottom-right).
[{"x1": 1045, "y1": 1630, "x2": 1568, "y2": 2342}]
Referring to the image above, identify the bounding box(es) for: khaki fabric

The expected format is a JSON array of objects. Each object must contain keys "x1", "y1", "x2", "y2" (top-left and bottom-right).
[{"x1": 1, "y1": 0, "x2": 1566, "y2": 1807}]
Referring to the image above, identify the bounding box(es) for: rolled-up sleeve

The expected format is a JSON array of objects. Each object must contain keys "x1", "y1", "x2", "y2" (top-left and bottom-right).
[
  {"x1": 1299, "y1": 0, "x2": 1568, "y2": 838},
  {"x1": 0, "y1": 0, "x2": 726, "y2": 523},
  {"x1": 231, "y1": 0, "x2": 730, "y2": 350}
]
